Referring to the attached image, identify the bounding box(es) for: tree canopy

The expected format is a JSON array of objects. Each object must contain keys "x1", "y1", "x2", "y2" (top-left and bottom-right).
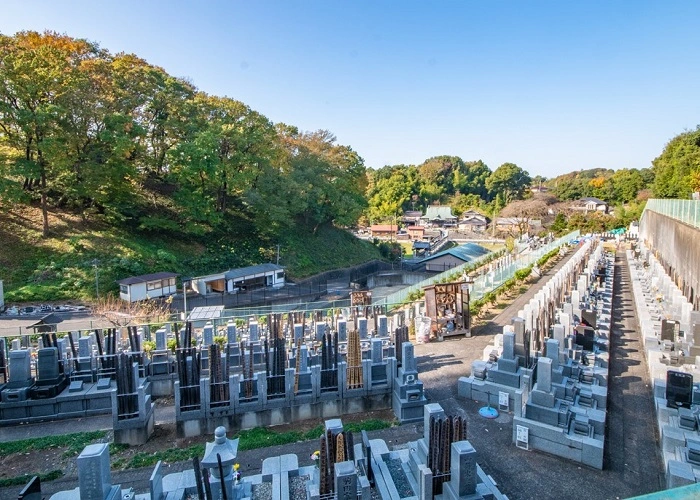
[
  {"x1": 0, "y1": 31, "x2": 365, "y2": 240},
  {"x1": 652, "y1": 126, "x2": 700, "y2": 198}
]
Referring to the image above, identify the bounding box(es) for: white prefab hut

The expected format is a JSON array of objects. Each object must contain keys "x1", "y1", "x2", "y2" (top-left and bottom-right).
[
  {"x1": 117, "y1": 272, "x2": 179, "y2": 302},
  {"x1": 191, "y1": 263, "x2": 285, "y2": 295}
]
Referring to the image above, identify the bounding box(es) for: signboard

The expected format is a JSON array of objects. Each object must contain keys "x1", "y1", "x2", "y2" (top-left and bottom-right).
[
  {"x1": 516, "y1": 425, "x2": 529, "y2": 450},
  {"x1": 498, "y1": 391, "x2": 509, "y2": 411}
]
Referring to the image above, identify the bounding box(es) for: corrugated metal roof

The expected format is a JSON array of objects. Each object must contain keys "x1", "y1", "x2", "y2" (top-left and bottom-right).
[
  {"x1": 117, "y1": 272, "x2": 179, "y2": 285},
  {"x1": 422, "y1": 206, "x2": 456, "y2": 220},
  {"x1": 224, "y1": 263, "x2": 284, "y2": 280},
  {"x1": 420, "y1": 243, "x2": 490, "y2": 263}
]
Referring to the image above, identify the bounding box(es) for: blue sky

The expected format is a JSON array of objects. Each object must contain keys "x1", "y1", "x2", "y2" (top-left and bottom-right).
[{"x1": 2, "y1": 1, "x2": 699, "y2": 178}]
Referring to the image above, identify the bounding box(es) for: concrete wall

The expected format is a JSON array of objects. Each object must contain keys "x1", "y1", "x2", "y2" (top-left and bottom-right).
[{"x1": 641, "y1": 210, "x2": 700, "y2": 309}]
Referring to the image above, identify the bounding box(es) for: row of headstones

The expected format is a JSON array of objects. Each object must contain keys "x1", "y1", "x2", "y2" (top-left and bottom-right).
[
  {"x1": 464, "y1": 240, "x2": 609, "y2": 410},
  {"x1": 462, "y1": 240, "x2": 613, "y2": 469},
  {"x1": 514, "y1": 242, "x2": 613, "y2": 469},
  {"x1": 627, "y1": 245, "x2": 700, "y2": 489},
  {"x1": 172, "y1": 340, "x2": 417, "y2": 422}
]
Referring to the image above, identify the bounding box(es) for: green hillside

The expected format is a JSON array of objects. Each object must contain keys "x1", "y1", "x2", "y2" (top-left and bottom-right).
[{"x1": 0, "y1": 206, "x2": 382, "y2": 303}]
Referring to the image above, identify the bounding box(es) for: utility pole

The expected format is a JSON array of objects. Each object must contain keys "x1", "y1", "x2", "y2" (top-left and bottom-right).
[
  {"x1": 92, "y1": 259, "x2": 99, "y2": 299},
  {"x1": 182, "y1": 278, "x2": 189, "y2": 322},
  {"x1": 276, "y1": 244, "x2": 280, "y2": 265}
]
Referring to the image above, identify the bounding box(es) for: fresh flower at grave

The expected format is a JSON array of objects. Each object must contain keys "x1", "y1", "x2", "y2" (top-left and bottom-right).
[
  {"x1": 310, "y1": 450, "x2": 320, "y2": 462},
  {"x1": 234, "y1": 463, "x2": 240, "y2": 471}
]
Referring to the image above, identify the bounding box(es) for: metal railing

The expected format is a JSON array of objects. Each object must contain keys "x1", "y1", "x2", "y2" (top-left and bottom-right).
[
  {"x1": 469, "y1": 231, "x2": 579, "y2": 302},
  {"x1": 371, "y1": 251, "x2": 502, "y2": 308},
  {"x1": 372, "y1": 231, "x2": 579, "y2": 308},
  {"x1": 642, "y1": 199, "x2": 700, "y2": 229}
]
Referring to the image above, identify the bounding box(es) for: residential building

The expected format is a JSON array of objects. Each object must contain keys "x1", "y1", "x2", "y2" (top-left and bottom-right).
[
  {"x1": 118, "y1": 272, "x2": 179, "y2": 302},
  {"x1": 458, "y1": 210, "x2": 489, "y2": 232}
]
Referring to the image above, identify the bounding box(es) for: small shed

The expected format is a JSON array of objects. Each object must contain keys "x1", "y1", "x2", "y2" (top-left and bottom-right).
[
  {"x1": 118, "y1": 272, "x2": 179, "y2": 302},
  {"x1": 192, "y1": 263, "x2": 285, "y2": 295}
]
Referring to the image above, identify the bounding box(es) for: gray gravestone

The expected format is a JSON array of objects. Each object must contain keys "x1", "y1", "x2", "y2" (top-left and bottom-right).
[
  {"x1": 358, "y1": 317, "x2": 368, "y2": 339},
  {"x1": 502, "y1": 332, "x2": 515, "y2": 360},
  {"x1": 77, "y1": 443, "x2": 113, "y2": 500},
  {"x1": 402, "y1": 342, "x2": 416, "y2": 373},
  {"x1": 299, "y1": 345, "x2": 309, "y2": 372},
  {"x1": 155, "y1": 329, "x2": 167, "y2": 351},
  {"x1": 377, "y1": 315, "x2": 388, "y2": 337},
  {"x1": 552, "y1": 324, "x2": 565, "y2": 344},
  {"x1": 334, "y1": 461, "x2": 358, "y2": 500},
  {"x1": 78, "y1": 336, "x2": 91, "y2": 358},
  {"x1": 371, "y1": 338, "x2": 383, "y2": 364},
  {"x1": 449, "y1": 441, "x2": 476, "y2": 496},
  {"x1": 316, "y1": 322, "x2": 326, "y2": 341},
  {"x1": 202, "y1": 323, "x2": 214, "y2": 347},
  {"x1": 537, "y1": 356, "x2": 552, "y2": 393},
  {"x1": 545, "y1": 339, "x2": 560, "y2": 370},
  {"x1": 337, "y1": 319, "x2": 347, "y2": 342},
  {"x1": 9, "y1": 350, "x2": 31, "y2": 382},
  {"x1": 149, "y1": 460, "x2": 163, "y2": 500},
  {"x1": 226, "y1": 321, "x2": 237, "y2": 344},
  {"x1": 293, "y1": 324, "x2": 303, "y2": 342},
  {"x1": 249, "y1": 322, "x2": 259, "y2": 342}
]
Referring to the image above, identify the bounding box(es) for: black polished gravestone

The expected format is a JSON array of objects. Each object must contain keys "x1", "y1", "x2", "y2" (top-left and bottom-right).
[
  {"x1": 30, "y1": 347, "x2": 69, "y2": 399},
  {"x1": 661, "y1": 320, "x2": 680, "y2": 343},
  {"x1": 581, "y1": 309, "x2": 597, "y2": 329},
  {"x1": 574, "y1": 325, "x2": 595, "y2": 352},
  {"x1": 18, "y1": 475, "x2": 42, "y2": 500},
  {"x1": 666, "y1": 370, "x2": 694, "y2": 409}
]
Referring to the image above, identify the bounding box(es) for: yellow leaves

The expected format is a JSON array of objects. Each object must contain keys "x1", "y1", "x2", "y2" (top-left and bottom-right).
[
  {"x1": 588, "y1": 176, "x2": 607, "y2": 189},
  {"x1": 689, "y1": 170, "x2": 700, "y2": 192}
]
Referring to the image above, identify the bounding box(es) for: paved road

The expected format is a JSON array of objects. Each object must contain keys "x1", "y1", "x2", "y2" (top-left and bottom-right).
[{"x1": 0, "y1": 250, "x2": 665, "y2": 499}]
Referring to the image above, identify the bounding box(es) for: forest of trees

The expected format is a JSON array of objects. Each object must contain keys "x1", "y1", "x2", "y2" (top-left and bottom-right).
[
  {"x1": 2, "y1": 31, "x2": 700, "y2": 278},
  {"x1": 0, "y1": 31, "x2": 367, "y2": 241}
]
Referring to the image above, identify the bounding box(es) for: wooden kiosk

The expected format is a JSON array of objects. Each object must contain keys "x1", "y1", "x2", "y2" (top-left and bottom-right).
[{"x1": 423, "y1": 282, "x2": 471, "y2": 338}]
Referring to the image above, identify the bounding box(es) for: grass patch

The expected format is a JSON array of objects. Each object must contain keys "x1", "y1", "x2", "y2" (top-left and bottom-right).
[
  {"x1": 0, "y1": 431, "x2": 107, "y2": 458},
  {"x1": 115, "y1": 444, "x2": 206, "y2": 470},
  {"x1": 0, "y1": 207, "x2": 384, "y2": 302},
  {"x1": 344, "y1": 419, "x2": 393, "y2": 433},
  {"x1": 0, "y1": 470, "x2": 63, "y2": 488},
  {"x1": 109, "y1": 442, "x2": 130, "y2": 455},
  {"x1": 237, "y1": 427, "x2": 303, "y2": 451},
  {"x1": 303, "y1": 425, "x2": 326, "y2": 441},
  {"x1": 111, "y1": 418, "x2": 395, "y2": 470}
]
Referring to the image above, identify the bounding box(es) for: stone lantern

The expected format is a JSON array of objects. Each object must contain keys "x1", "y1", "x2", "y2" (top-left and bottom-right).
[{"x1": 201, "y1": 426, "x2": 239, "y2": 499}]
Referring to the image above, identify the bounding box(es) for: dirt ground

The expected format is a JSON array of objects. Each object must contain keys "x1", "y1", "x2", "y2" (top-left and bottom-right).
[{"x1": 0, "y1": 407, "x2": 397, "y2": 482}]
